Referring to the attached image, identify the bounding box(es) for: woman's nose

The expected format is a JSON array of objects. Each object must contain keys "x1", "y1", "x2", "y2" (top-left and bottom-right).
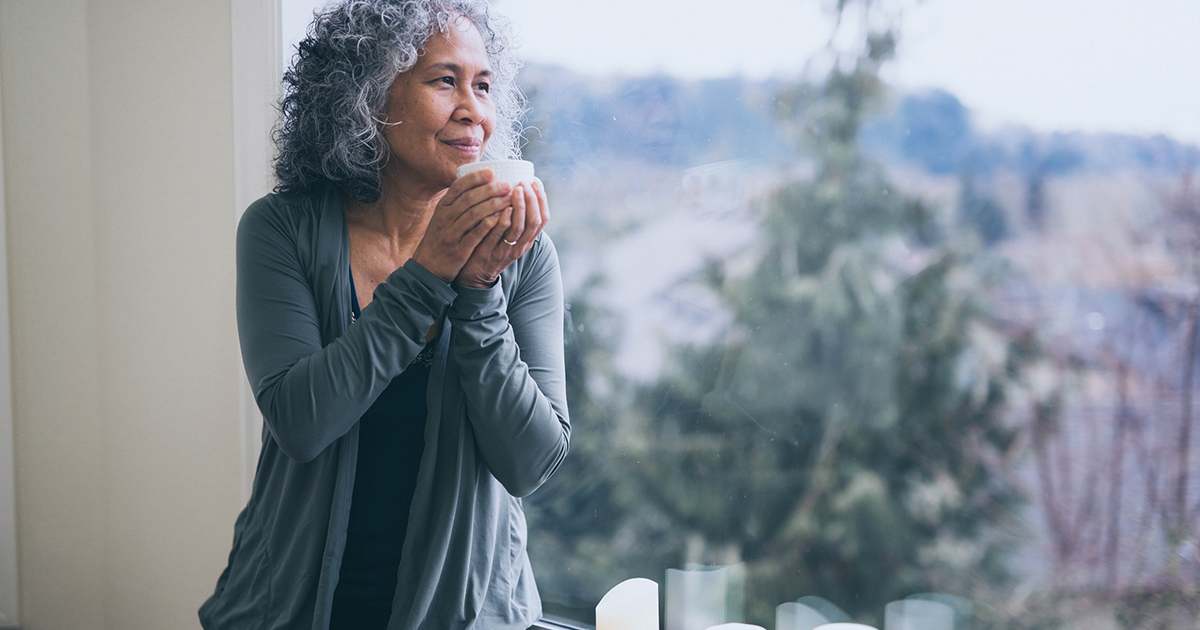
[{"x1": 454, "y1": 89, "x2": 486, "y2": 124}]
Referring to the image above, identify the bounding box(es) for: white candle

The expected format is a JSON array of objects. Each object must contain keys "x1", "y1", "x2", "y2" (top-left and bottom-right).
[
  {"x1": 666, "y1": 564, "x2": 744, "y2": 630},
  {"x1": 884, "y1": 600, "x2": 954, "y2": 630},
  {"x1": 596, "y1": 577, "x2": 659, "y2": 630},
  {"x1": 813, "y1": 624, "x2": 879, "y2": 630},
  {"x1": 705, "y1": 624, "x2": 765, "y2": 630},
  {"x1": 776, "y1": 602, "x2": 831, "y2": 630}
]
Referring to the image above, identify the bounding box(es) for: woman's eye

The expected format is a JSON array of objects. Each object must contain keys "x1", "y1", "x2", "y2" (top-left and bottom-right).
[
  {"x1": 437, "y1": 76, "x2": 455, "y2": 86},
  {"x1": 475, "y1": 82, "x2": 490, "y2": 93}
]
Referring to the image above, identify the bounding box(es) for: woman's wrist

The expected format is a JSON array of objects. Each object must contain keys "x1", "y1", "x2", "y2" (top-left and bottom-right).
[{"x1": 454, "y1": 274, "x2": 499, "y2": 290}]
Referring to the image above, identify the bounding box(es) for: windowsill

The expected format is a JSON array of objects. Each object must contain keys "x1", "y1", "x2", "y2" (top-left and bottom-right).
[{"x1": 531, "y1": 615, "x2": 594, "y2": 630}]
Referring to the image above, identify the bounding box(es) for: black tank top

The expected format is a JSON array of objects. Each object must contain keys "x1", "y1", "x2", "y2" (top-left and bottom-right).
[{"x1": 331, "y1": 268, "x2": 432, "y2": 627}]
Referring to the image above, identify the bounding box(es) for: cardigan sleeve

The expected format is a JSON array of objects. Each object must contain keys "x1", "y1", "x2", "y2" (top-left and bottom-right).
[
  {"x1": 446, "y1": 233, "x2": 571, "y2": 497},
  {"x1": 236, "y1": 198, "x2": 458, "y2": 463}
]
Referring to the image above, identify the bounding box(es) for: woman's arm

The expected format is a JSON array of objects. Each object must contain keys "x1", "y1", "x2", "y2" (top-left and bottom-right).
[
  {"x1": 236, "y1": 198, "x2": 457, "y2": 462},
  {"x1": 447, "y1": 233, "x2": 571, "y2": 497}
]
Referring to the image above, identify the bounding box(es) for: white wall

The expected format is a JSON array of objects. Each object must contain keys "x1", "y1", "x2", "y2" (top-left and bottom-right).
[{"x1": 0, "y1": 1, "x2": 247, "y2": 627}]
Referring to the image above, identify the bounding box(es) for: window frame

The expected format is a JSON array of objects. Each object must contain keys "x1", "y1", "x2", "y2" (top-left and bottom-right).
[
  {"x1": 231, "y1": 0, "x2": 282, "y2": 501},
  {"x1": 0, "y1": 55, "x2": 21, "y2": 630}
]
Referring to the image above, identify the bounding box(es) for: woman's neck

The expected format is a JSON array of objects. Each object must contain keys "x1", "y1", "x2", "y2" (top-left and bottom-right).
[{"x1": 344, "y1": 179, "x2": 445, "y2": 258}]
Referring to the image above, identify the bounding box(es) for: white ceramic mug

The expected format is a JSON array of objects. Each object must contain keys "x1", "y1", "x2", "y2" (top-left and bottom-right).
[{"x1": 456, "y1": 159, "x2": 535, "y2": 185}]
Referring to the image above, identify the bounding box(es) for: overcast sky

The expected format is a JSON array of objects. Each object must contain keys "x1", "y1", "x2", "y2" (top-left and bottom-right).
[{"x1": 284, "y1": 0, "x2": 1200, "y2": 144}]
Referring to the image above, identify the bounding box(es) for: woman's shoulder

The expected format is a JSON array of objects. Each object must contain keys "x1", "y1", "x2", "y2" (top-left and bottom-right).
[
  {"x1": 242, "y1": 188, "x2": 331, "y2": 223},
  {"x1": 239, "y1": 187, "x2": 339, "y2": 241}
]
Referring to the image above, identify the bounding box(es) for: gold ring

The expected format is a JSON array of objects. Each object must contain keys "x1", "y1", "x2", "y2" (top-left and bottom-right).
[{"x1": 502, "y1": 238, "x2": 517, "y2": 246}]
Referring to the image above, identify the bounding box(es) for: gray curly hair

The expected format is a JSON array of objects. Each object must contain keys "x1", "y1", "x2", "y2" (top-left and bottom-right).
[{"x1": 274, "y1": 0, "x2": 524, "y2": 202}]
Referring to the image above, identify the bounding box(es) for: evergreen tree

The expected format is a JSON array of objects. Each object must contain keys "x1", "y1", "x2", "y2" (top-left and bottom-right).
[{"x1": 526, "y1": 5, "x2": 1030, "y2": 627}]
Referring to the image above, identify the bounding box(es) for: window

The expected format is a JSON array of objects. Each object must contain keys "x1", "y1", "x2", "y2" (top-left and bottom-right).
[{"x1": 509, "y1": 1, "x2": 1200, "y2": 629}]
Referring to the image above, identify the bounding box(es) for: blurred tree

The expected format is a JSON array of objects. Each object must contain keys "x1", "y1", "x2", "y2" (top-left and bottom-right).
[
  {"x1": 525, "y1": 2, "x2": 1032, "y2": 628},
  {"x1": 960, "y1": 165, "x2": 1008, "y2": 247},
  {"x1": 599, "y1": 16, "x2": 1028, "y2": 626}
]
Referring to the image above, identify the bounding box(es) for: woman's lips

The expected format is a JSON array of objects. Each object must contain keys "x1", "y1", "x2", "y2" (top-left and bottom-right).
[{"x1": 444, "y1": 139, "x2": 482, "y2": 155}]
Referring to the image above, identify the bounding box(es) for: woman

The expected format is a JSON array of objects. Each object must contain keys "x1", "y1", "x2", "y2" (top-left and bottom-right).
[{"x1": 199, "y1": 2, "x2": 569, "y2": 629}]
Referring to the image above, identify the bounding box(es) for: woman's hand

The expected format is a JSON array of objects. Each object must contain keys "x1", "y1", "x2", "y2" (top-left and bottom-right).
[
  {"x1": 412, "y1": 170, "x2": 513, "y2": 284},
  {"x1": 455, "y1": 178, "x2": 549, "y2": 289}
]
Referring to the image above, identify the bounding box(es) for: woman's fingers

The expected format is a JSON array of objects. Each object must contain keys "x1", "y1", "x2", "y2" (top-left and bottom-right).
[
  {"x1": 452, "y1": 191, "x2": 512, "y2": 238},
  {"x1": 501, "y1": 184, "x2": 527, "y2": 247},
  {"x1": 459, "y1": 179, "x2": 512, "y2": 212},
  {"x1": 412, "y1": 174, "x2": 532, "y2": 283},
  {"x1": 453, "y1": 207, "x2": 514, "y2": 288},
  {"x1": 463, "y1": 206, "x2": 507, "y2": 251},
  {"x1": 440, "y1": 169, "x2": 493, "y2": 209},
  {"x1": 443, "y1": 181, "x2": 511, "y2": 227},
  {"x1": 438, "y1": 174, "x2": 511, "y2": 231},
  {"x1": 533, "y1": 178, "x2": 550, "y2": 225},
  {"x1": 487, "y1": 208, "x2": 514, "y2": 250},
  {"x1": 511, "y1": 180, "x2": 545, "y2": 252},
  {"x1": 452, "y1": 178, "x2": 552, "y2": 287}
]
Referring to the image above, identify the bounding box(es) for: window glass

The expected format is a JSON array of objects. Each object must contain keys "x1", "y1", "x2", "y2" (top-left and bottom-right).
[
  {"x1": 282, "y1": 0, "x2": 329, "y2": 62},
  {"x1": 508, "y1": 2, "x2": 1200, "y2": 629}
]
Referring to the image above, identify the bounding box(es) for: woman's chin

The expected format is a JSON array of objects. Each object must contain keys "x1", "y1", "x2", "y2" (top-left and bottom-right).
[{"x1": 455, "y1": 155, "x2": 483, "y2": 169}]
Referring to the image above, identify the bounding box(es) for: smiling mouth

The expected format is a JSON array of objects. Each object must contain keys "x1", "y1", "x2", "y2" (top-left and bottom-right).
[{"x1": 444, "y1": 139, "x2": 482, "y2": 155}]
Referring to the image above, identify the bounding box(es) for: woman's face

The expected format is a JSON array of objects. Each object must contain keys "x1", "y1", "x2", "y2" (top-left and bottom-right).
[{"x1": 380, "y1": 15, "x2": 496, "y2": 194}]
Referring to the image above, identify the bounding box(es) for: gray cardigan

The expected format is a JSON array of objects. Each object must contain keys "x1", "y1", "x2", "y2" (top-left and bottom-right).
[{"x1": 200, "y1": 187, "x2": 570, "y2": 630}]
